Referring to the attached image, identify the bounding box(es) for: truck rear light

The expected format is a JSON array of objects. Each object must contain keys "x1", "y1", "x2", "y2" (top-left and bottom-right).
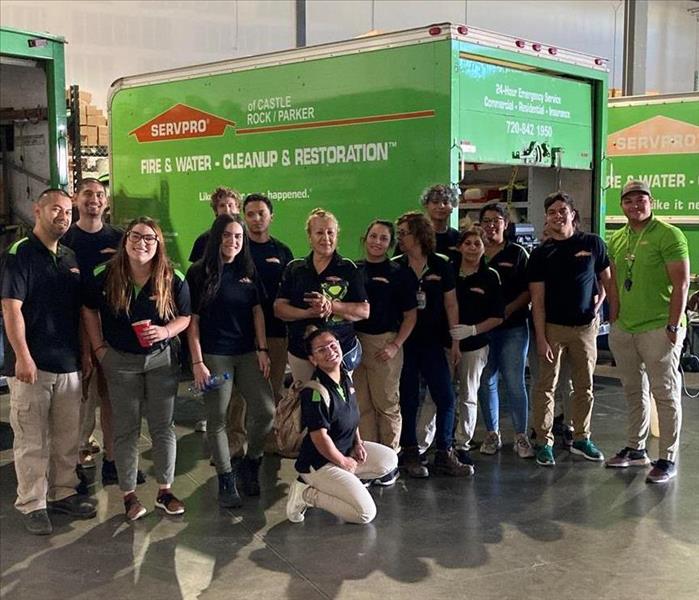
[
  {"x1": 428, "y1": 26, "x2": 442, "y2": 36},
  {"x1": 457, "y1": 25, "x2": 468, "y2": 35},
  {"x1": 515, "y1": 40, "x2": 525, "y2": 48},
  {"x1": 548, "y1": 47, "x2": 558, "y2": 55},
  {"x1": 532, "y1": 43, "x2": 542, "y2": 52}
]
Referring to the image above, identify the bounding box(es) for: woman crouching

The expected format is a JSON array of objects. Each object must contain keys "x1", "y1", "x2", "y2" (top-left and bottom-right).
[{"x1": 286, "y1": 328, "x2": 397, "y2": 524}]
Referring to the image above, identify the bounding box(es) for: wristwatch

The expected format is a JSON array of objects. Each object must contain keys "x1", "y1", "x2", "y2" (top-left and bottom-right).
[{"x1": 666, "y1": 324, "x2": 679, "y2": 334}]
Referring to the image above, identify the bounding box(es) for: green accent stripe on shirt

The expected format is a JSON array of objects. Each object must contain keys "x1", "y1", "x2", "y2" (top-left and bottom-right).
[{"x1": 8, "y1": 238, "x2": 28, "y2": 255}]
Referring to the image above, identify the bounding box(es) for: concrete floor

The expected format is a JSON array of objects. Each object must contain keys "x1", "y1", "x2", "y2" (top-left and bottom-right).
[{"x1": 1, "y1": 368, "x2": 698, "y2": 600}]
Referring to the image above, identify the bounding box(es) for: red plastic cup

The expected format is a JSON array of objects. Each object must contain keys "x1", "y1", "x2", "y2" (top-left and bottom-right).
[{"x1": 131, "y1": 319, "x2": 152, "y2": 348}]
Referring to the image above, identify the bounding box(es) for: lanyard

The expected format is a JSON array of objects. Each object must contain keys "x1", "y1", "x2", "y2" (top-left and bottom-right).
[{"x1": 622, "y1": 223, "x2": 649, "y2": 291}]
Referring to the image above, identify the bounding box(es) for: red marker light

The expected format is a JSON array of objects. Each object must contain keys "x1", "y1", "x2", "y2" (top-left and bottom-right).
[
  {"x1": 532, "y1": 43, "x2": 542, "y2": 52},
  {"x1": 515, "y1": 40, "x2": 526, "y2": 48},
  {"x1": 457, "y1": 25, "x2": 468, "y2": 35},
  {"x1": 548, "y1": 47, "x2": 558, "y2": 55},
  {"x1": 428, "y1": 26, "x2": 442, "y2": 36}
]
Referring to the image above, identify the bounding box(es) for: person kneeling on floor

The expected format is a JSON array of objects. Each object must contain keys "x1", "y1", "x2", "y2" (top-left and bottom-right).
[{"x1": 286, "y1": 328, "x2": 397, "y2": 524}]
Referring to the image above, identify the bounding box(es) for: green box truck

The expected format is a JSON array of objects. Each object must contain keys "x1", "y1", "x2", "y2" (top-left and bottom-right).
[
  {"x1": 606, "y1": 92, "x2": 699, "y2": 279},
  {"x1": 108, "y1": 23, "x2": 609, "y2": 265}
]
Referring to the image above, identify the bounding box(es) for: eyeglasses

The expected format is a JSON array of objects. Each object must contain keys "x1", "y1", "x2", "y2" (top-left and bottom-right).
[
  {"x1": 127, "y1": 231, "x2": 159, "y2": 245},
  {"x1": 481, "y1": 217, "x2": 505, "y2": 226},
  {"x1": 428, "y1": 199, "x2": 452, "y2": 206},
  {"x1": 396, "y1": 229, "x2": 412, "y2": 238},
  {"x1": 546, "y1": 208, "x2": 572, "y2": 217},
  {"x1": 312, "y1": 340, "x2": 339, "y2": 355}
]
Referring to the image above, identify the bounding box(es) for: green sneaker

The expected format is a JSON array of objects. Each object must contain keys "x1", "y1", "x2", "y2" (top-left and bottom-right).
[
  {"x1": 536, "y1": 444, "x2": 555, "y2": 467},
  {"x1": 570, "y1": 439, "x2": 605, "y2": 462}
]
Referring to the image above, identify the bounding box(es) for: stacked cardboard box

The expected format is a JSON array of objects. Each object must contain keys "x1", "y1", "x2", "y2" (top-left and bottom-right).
[{"x1": 66, "y1": 89, "x2": 109, "y2": 146}]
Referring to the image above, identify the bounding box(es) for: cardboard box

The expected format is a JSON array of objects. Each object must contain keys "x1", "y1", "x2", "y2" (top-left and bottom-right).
[
  {"x1": 86, "y1": 105, "x2": 102, "y2": 116},
  {"x1": 81, "y1": 125, "x2": 98, "y2": 146},
  {"x1": 79, "y1": 101, "x2": 88, "y2": 125},
  {"x1": 65, "y1": 89, "x2": 93, "y2": 104},
  {"x1": 87, "y1": 114, "x2": 107, "y2": 127},
  {"x1": 98, "y1": 126, "x2": 109, "y2": 145}
]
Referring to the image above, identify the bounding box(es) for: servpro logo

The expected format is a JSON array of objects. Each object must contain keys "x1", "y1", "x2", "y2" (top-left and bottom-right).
[
  {"x1": 607, "y1": 115, "x2": 699, "y2": 156},
  {"x1": 129, "y1": 104, "x2": 235, "y2": 142}
]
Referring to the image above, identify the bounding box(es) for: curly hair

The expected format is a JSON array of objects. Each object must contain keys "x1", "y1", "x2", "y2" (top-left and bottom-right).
[{"x1": 396, "y1": 211, "x2": 435, "y2": 255}]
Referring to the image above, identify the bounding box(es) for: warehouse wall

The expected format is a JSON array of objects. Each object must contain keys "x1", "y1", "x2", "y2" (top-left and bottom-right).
[{"x1": 2, "y1": 0, "x2": 697, "y2": 110}]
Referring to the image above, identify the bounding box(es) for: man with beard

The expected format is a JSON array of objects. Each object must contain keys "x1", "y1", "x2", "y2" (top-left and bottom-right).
[{"x1": 2, "y1": 189, "x2": 96, "y2": 535}]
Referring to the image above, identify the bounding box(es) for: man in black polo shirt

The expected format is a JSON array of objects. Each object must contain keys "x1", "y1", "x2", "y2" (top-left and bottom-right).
[
  {"x1": 1, "y1": 189, "x2": 96, "y2": 535},
  {"x1": 243, "y1": 193, "x2": 293, "y2": 404},
  {"x1": 188, "y1": 187, "x2": 241, "y2": 263},
  {"x1": 528, "y1": 192, "x2": 611, "y2": 467},
  {"x1": 62, "y1": 178, "x2": 128, "y2": 484}
]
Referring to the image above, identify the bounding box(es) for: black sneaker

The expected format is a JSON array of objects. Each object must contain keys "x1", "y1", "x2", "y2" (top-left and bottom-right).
[
  {"x1": 455, "y1": 448, "x2": 474, "y2": 466},
  {"x1": 646, "y1": 459, "x2": 677, "y2": 484},
  {"x1": 47, "y1": 494, "x2": 97, "y2": 519},
  {"x1": 374, "y1": 467, "x2": 400, "y2": 487},
  {"x1": 24, "y1": 509, "x2": 52, "y2": 535}
]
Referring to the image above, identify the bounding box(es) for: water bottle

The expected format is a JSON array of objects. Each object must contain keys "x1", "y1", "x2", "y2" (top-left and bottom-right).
[{"x1": 188, "y1": 372, "x2": 231, "y2": 397}]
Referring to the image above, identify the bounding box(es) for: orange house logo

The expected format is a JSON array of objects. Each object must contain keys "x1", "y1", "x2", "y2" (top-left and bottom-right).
[
  {"x1": 607, "y1": 115, "x2": 699, "y2": 156},
  {"x1": 129, "y1": 104, "x2": 235, "y2": 142}
]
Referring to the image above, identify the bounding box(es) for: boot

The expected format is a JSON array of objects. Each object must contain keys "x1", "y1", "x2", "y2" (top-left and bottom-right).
[
  {"x1": 239, "y1": 456, "x2": 261, "y2": 496},
  {"x1": 217, "y1": 471, "x2": 242, "y2": 508},
  {"x1": 402, "y1": 446, "x2": 429, "y2": 479},
  {"x1": 433, "y1": 448, "x2": 474, "y2": 477}
]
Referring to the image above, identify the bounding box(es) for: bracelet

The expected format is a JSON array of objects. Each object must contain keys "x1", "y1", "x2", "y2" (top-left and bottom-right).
[
  {"x1": 192, "y1": 360, "x2": 204, "y2": 366},
  {"x1": 257, "y1": 348, "x2": 269, "y2": 353}
]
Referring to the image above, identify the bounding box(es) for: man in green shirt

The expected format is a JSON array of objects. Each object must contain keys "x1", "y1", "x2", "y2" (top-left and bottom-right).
[{"x1": 604, "y1": 181, "x2": 689, "y2": 483}]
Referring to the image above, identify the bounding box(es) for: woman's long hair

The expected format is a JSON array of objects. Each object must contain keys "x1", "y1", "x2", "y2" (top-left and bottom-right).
[
  {"x1": 104, "y1": 217, "x2": 176, "y2": 320},
  {"x1": 199, "y1": 214, "x2": 256, "y2": 309}
]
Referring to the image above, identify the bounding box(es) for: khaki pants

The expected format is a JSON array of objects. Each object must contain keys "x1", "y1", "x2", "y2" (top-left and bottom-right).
[
  {"x1": 533, "y1": 318, "x2": 599, "y2": 447},
  {"x1": 608, "y1": 324, "x2": 684, "y2": 462},
  {"x1": 300, "y1": 441, "x2": 397, "y2": 524},
  {"x1": 79, "y1": 357, "x2": 113, "y2": 458},
  {"x1": 354, "y1": 332, "x2": 403, "y2": 451},
  {"x1": 227, "y1": 337, "x2": 287, "y2": 456},
  {"x1": 9, "y1": 370, "x2": 82, "y2": 514}
]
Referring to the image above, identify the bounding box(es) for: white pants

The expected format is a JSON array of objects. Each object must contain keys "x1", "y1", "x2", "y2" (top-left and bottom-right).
[{"x1": 300, "y1": 441, "x2": 397, "y2": 524}]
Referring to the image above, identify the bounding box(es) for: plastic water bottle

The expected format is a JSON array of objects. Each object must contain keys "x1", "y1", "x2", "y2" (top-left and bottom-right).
[{"x1": 188, "y1": 372, "x2": 232, "y2": 397}]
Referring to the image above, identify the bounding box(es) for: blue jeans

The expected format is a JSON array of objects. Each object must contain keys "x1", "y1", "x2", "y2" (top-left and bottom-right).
[
  {"x1": 400, "y1": 341, "x2": 456, "y2": 451},
  {"x1": 477, "y1": 323, "x2": 529, "y2": 435}
]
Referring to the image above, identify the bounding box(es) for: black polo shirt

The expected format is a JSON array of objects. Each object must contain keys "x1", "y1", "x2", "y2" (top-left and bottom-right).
[
  {"x1": 295, "y1": 368, "x2": 360, "y2": 473},
  {"x1": 435, "y1": 226, "x2": 460, "y2": 256},
  {"x1": 355, "y1": 258, "x2": 418, "y2": 335},
  {"x1": 62, "y1": 223, "x2": 123, "y2": 283},
  {"x1": 189, "y1": 230, "x2": 210, "y2": 263},
  {"x1": 84, "y1": 264, "x2": 191, "y2": 354},
  {"x1": 486, "y1": 241, "x2": 530, "y2": 329},
  {"x1": 528, "y1": 231, "x2": 609, "y2": 326},
  {"x1": 395, "y1": 252, "x2": 455, "y2": 348},
  {"x1": 455, "y1": 265, "x2": 504, "y2": 351},
  {"x1": 249, "y1": 237, "x2": 293, "y2": 339},
  {"x1": 1, "y1": 233, "x2": 81, "y2": 375},
  {"x1": 277, "y1": 252, "x2": 368, "y2": 358},
  {"x1": 186, "y1": 261, "x2": 264, "y2": 355}
]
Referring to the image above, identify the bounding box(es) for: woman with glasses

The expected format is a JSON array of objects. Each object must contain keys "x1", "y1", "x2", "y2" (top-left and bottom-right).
[
  {"x1": 274, "y1": 208, "x2": 369, "y2": 383},
  {"x1": 476, "y1": 203, "x2": 535, "y2": 458},
  {"x1": 354, "y1": 220, "x2": 417, "y2": 483},
  {"x1": 286, "y1": 328, "x2": 397, "y2": 524},
  {"x1": 186, "y1": 214, "x2": 274, "y2": 506},
  {"x1": 83, "y1": 217, "x2": 191, "y2": 521},
  {"x1": 393, "y1": 212, "x2": 472, "y2": 478}
]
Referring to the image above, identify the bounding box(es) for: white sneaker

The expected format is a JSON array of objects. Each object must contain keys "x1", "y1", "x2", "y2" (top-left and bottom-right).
[
  {"x1": 194, "y1": 419, "x2": 207, "y2": 433},
  {"x1": 514, "y1": 433, "x2": 535, "y2": 459},
  {"x1": 286, "y1": 479, "x2": 310, "y2": 523},
  {"x1": 479, "y1": 431, "x2": 502, "y2": 455}
]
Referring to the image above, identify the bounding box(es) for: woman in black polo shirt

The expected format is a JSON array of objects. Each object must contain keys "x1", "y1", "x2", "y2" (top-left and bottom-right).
[
  {"x1": 186, "y1": 214, "x2": 274, "y2": 506},
  {"x1": 354, "y1": 220, "x2": 417, "y2": 468},
  {"x1": 394, "y1": 211, "x2": 471, "y2": 478},
  {"x1": 449, "y1": 227, "x2": 504, "y2": 465},
  {"x1": 274, "y1": 208, "x2": 369, "y2": 383},
  {"x1": 83, "y1": 217, "x2": 191, "y2": 521},
  {"x1": 285, "y1": 329, "x2": 397, "y2": 524},
  {"x1": 477, "y1": 203, "x2": 535, "y2": 459}
]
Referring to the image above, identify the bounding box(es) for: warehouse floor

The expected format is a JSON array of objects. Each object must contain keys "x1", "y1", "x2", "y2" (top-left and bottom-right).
[{"x1": 1, "y1": 367, "x2": 698, "y2": 600}]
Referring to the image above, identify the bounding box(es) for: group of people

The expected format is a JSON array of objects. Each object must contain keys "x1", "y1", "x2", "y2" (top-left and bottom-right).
[{"x1": 0, "y1": 178, "x2": 689, "y2": 535}]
